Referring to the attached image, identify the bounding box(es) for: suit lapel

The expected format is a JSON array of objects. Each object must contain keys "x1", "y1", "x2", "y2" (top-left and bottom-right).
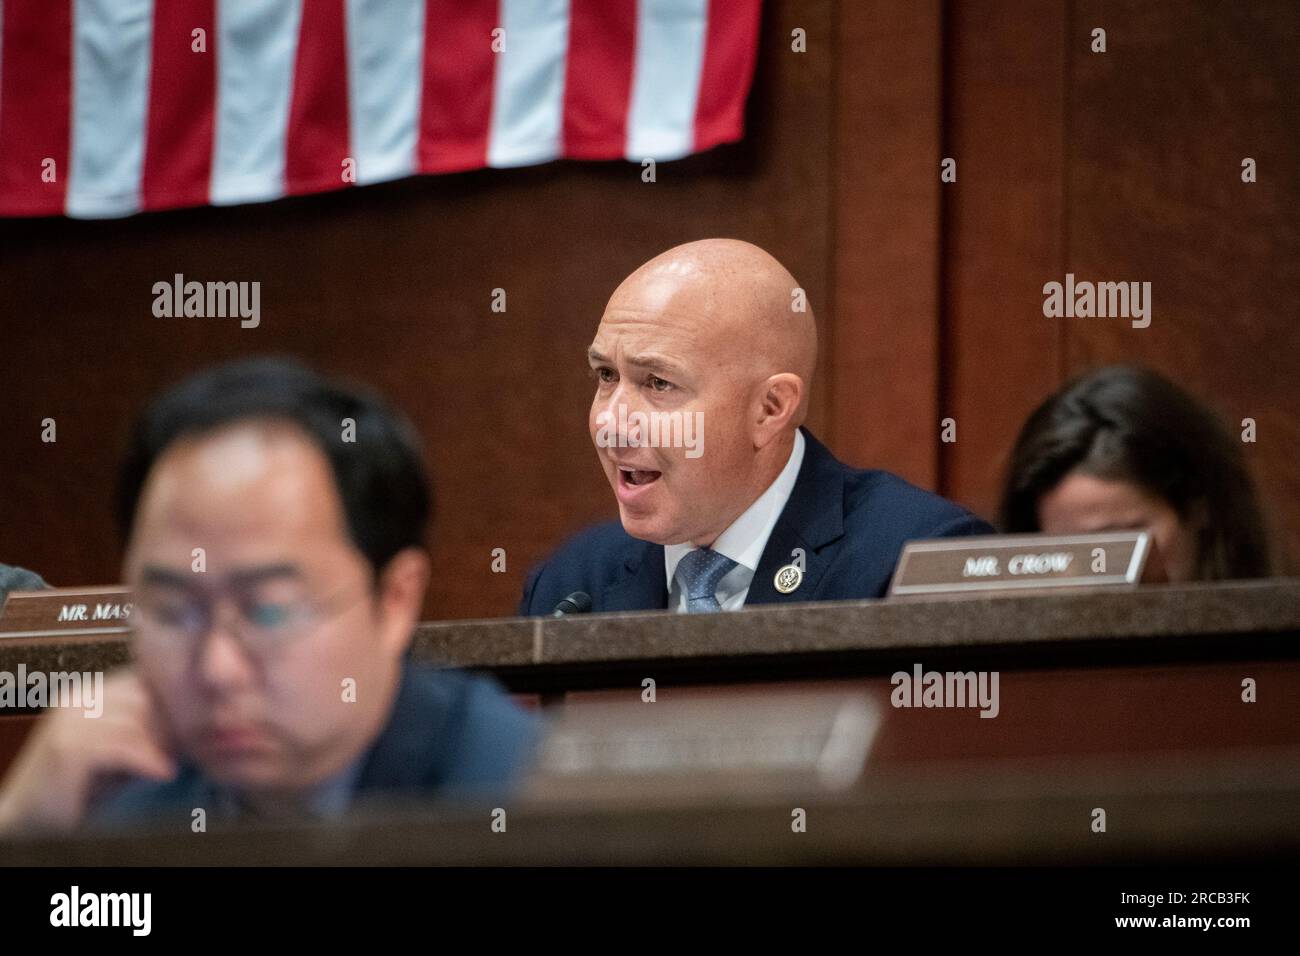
[
  {"x1": 746, "y1": 429, "x2": 846, "y2": 606},
  {"x1": 600, "y1": 538, "x2": 669, "y2": 611}
]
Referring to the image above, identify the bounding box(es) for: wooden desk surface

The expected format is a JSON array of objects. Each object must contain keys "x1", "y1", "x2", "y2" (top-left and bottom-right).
[
  {"x1": 3, "y1": 749, "x2": 1297, "y2": 866},
  {"x1": 1, "y1": 579, "x2": 1297, "y2": 692}
]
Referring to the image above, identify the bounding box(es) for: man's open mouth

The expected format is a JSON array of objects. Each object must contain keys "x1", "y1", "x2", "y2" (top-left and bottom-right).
[{"x1": 619, "y1": 466, "x2": 662, "y2": 487}]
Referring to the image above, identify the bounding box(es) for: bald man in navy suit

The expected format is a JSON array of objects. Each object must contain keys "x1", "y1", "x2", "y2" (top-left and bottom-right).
[{"x1": 522, "y1": 239, "x2": 992, "y2": 616}]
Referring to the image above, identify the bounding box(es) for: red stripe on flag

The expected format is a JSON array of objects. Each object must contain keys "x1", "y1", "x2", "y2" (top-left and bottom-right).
[
  {"x1": 562, "y1": 0, "x2": 636, "y2": 159},
  {"x1": 0, "y1": 0, "x2": 72, "y2": 216},
  {"x1": 285, "y1": 0, "x2": 351, "y2": 196},
  {"x1": 418, "y1": 0, "x2": 500, "y2": 173},
  {"x1": 141, "y1": 0, "x2": 216, "y2": 212},
  {"x1": 693, "y1": 0, "x2": 761, "y2": 152}
]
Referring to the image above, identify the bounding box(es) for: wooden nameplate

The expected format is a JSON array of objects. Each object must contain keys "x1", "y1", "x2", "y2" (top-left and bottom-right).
[
  {"x1": 0, "y1": 587, "x2": 134, "y2": 640},
  {"x1": 889, "y1": 531, "x2": 1161, "y2": 597}
]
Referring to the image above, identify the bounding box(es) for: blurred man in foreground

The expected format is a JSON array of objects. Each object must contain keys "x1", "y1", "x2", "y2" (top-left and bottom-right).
[
  {"x1": 522, "y1": 239, "x2": 991, "y2": 615},
  {"x1": 0, "y1": 358, "x2": 538, "y2": 833}
]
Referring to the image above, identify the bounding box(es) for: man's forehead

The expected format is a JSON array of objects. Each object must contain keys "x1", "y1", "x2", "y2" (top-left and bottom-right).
[
  {"x1": 608, "y1": 264, "x2": 719, "y2": 317},
  {"x1": 132, "y1": 423, "x2": 347, "y2": 542},
  {"x1": 589, "y1": 316, "x2": 702, "y2": 367},
  {"x1": 592, "y1": 291, "x2": 728, "y2": 348},
  {"x1": 152, "y1": 423, "x2": 328, "y2": 493}
]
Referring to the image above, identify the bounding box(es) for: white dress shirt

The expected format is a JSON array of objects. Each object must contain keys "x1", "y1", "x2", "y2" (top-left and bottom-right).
[{"x1": 664, "y1": 430, "x2": 806, "y2": 612}]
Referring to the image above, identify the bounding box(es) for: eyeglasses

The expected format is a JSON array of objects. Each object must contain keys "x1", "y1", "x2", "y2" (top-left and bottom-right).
[{"x1": 132, "y1": 581, "x2": 372, "y2": 659}]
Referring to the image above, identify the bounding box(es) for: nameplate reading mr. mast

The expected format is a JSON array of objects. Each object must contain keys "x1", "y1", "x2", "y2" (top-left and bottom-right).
[{"x1": 0, "y1": 587, "x2": 134, "y2": 640}]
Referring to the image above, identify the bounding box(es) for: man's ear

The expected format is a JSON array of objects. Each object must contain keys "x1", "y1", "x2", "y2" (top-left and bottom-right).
[
  {"x1": 375, "y1": 547, "x2": 431, "y2": 655},
  {"x1": 753, "y1": 373, "x2": 804, "y2": 448}
]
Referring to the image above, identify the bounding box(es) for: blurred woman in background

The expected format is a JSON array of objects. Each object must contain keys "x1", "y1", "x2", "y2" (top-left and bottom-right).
[{"x1": 1000, "y1": 365, "x2": 1275, "y2": 582}]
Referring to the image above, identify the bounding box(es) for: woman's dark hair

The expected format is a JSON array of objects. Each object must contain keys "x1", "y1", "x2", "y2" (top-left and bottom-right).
[
  {"x1": 116, "y1": 357, "x2": 431, "y2": 576},
  {"x1": 999, "y1": 365, "x2": 1272, "y2": 580}
]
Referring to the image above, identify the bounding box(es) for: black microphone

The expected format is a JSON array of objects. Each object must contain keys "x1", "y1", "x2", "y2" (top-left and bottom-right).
[{"x1": 552, "y1": 591, "x2": 592, "y2": 617}]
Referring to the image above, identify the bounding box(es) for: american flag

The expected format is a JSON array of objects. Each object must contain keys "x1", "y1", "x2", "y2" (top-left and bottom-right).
[{"x1": 0, "y1": 0, "x2": 761, "y2": 218}]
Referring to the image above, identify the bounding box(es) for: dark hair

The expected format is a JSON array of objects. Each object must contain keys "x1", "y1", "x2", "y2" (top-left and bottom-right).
[
  {"x1": 999, "y1": 365, "x2": 1272, "y2": 580},
  {"x1": 116, "y1": 357, "x2": 431, "y2": 575}
]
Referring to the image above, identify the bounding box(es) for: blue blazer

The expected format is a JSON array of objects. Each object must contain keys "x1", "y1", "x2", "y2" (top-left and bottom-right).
[
  {"x1": 521, "y1": 428, "x2": 993, "y2": 615},
  {"x1": 89, "y1": 663, "x2": 541, "y2": 829}
]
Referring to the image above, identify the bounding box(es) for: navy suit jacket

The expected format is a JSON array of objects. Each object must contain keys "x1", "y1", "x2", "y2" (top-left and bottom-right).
[
  {"x1": 521, "y1": 428, "x2": 993, "y2": 615},
  {"x1": 89, "y1": 663, "x2": 541, "y2": 829}
]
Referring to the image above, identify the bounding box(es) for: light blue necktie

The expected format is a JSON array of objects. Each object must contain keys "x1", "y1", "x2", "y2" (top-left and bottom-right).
[{"x1": 677, "y1": 548, "x2": 738, "y2": 613}]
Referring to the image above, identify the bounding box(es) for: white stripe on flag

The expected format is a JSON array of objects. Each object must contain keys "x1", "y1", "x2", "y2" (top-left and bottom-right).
[
  {"x1": 626, "y1": 0, "x2": 708, "y2": 161},
  {"x1": 66, "y1": 0, "x2": 154, "y2": 218},
  {"x1": 211, "y1": 0, "x2": 303, "y2": 205},
  {"x1": 345, "y1": 0, "x2": 424, "y2": 185},
  {"x1": 487, "y1": 0, "x2": 571, "y2": 168}
]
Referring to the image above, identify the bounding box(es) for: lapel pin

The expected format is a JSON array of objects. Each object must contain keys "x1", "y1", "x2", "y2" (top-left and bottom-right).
[{"x1": 773, "y1": 564, "x2": 803, "y2": 594}]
